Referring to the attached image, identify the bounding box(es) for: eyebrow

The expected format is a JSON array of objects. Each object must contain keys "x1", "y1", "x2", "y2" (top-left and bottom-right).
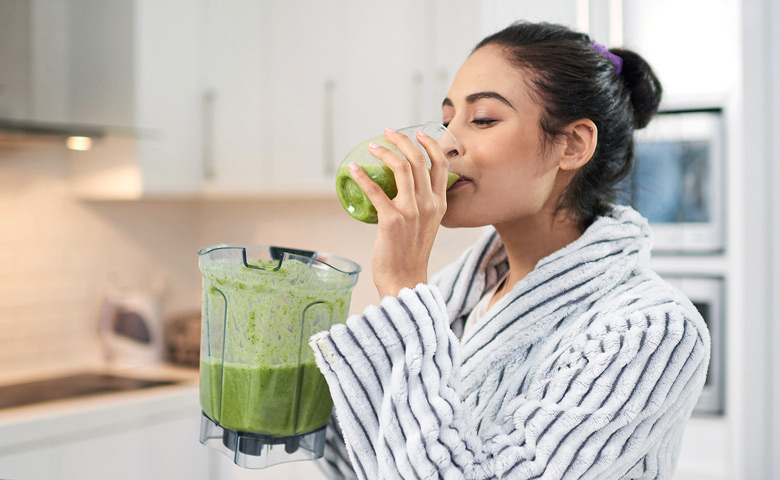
[{"x1": 442, "y1": 91, "x2": 515, "y2": 110}]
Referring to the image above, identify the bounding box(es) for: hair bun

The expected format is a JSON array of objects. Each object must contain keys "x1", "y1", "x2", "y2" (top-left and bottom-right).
[{"x1": 612, "y1": 49, "x2": 663, "y2": 129}]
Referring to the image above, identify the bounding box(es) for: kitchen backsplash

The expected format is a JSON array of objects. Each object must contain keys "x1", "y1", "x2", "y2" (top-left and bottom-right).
[
  {"x1": 0, "y1": 142, "x2": 484, "y2": 382},
  {"x1": 0, "y1": 141, "x2": 198, "y2": 382}
]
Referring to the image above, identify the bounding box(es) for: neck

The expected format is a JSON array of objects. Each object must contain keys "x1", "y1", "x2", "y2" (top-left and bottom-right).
[{"x1": 493, "y1": 209, "x2": 584, "y2": 291}]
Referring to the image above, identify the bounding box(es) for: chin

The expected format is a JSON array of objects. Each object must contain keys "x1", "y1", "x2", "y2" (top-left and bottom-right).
[
  {"x1": 439, "y1": 212, "x2": 458, "y2": 229},
  {"x1": 441, "y1": 211, "x2": 486, "y2": 229},
  {"x1": 442, "y1": 195, "x2": 496, "y2": 228},
  {"x1": 440, "y1": 218, "x2": 458, "y2": 229}
]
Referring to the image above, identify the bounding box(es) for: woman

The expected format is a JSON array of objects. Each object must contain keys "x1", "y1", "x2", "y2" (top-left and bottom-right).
[{"x1": 310, "y1": 22, "x2": 710, "y2": 479}]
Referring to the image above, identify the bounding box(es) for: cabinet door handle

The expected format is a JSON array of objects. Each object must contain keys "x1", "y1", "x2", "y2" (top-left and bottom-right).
[
  {"x1": 202, "y1": 89, "x2": 216, "y2": 182},
  {"x1": 323, "y1": 78, "x2": 336, "y2": 176}
]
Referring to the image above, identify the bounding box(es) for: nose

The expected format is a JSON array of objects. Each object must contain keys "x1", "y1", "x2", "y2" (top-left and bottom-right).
[
  {"x1": 445, "y1": 123, "x2": 467, "y2": 158},
  {"x1": 439, "y1": 128, "x2": 463, "y2": 160}
]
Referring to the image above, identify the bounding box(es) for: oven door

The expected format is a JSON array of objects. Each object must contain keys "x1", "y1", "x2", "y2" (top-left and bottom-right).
[{"x1": 663, "y1": 275, "x2": 724, "y2": 415}]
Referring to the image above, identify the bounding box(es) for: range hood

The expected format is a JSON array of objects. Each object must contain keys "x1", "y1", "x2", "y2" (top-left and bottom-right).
[
  {"x1": 0, "y1": 117, "x2": 108, "y2": 151},
  {"x1": 0, "y1": 117, "x2": 105, "y2": 139},
  {"x1": 0, "y1": 1, "x2": 114, "y2": 150}
]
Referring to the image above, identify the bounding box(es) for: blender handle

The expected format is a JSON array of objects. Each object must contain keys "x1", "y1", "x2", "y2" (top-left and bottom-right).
[
  {"x1": 241, "y1": 246, "x2": 318, "y2": 271},
  {"x1": 269, "y1": 246, "x2": 317, "y2": 261}
]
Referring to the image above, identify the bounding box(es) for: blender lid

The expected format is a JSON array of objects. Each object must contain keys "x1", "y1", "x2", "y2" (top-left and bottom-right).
[{"x1": 197, "y1": 244, "x2": 361, "y2": 276}]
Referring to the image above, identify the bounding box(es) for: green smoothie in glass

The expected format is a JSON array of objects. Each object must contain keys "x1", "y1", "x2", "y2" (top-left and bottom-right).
[{"x1": 335, "y1": 124, "x2": 462, "y2": 223}]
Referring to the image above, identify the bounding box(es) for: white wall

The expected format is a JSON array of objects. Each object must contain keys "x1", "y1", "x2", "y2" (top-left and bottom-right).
[
  {"x1": 738, "y1": 0, "x2": 780, "y2": 478},
  {"x1": 769, "y1": 0, "x2": 780, "y2": 475},
  {"x1": 0, "y1": 140, "x2": 200, "y2": 382}
]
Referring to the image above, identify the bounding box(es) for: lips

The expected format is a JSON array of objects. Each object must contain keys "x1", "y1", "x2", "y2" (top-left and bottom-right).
[{"x1": 448, "y1": 176, "x2": 472, "y2": 191}]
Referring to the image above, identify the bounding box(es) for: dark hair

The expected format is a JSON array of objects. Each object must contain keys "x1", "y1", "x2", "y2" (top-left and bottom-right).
[{"x1": 474, "y1": 22, "x2": 662, "y2": 225}]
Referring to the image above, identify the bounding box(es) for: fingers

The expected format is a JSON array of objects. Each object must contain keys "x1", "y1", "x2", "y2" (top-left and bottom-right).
[
  {"x1": 357, "y1": 127, "x2": 449, "y2": 224},
  {"x1": 367, "y1": 138, "x2": 416, "y2": 200},
  {"x1": 347, "y1": 161, "x2": 394, "y2": 211},
  {"x1": 381, "y1": 128, "x2": 434, "y2": 197},
  {"x1": 415, "y1": 130, "x2": 450, "y2": 194}
]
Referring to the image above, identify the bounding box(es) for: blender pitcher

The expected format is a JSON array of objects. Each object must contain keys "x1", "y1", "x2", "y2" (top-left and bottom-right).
[{"x1": 197, "y1": 245, "x2": 360, "y2": 469}]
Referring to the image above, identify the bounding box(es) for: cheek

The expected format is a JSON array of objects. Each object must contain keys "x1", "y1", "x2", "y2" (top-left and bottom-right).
[
  {"x1": 525, "y1": 160, "x2": 561, "y2": 199},
  {"x1": 492, "y1": 155, "x2": 560, "y2": 210}
]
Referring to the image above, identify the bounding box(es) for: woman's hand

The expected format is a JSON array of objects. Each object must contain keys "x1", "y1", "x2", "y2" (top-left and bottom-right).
[{"x1": 348, "y1": 127, "x2": 450, "y2": 298}]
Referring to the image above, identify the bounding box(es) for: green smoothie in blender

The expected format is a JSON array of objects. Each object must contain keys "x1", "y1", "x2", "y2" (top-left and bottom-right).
[
  {"x1": 200, "y1": 360, "x2": 332, "y2": 436},
  {"x1": 199, "y1": 255, "x2": 352, "y2": 436}
]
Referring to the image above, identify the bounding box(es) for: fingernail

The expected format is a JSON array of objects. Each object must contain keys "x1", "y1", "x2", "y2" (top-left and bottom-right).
[
  {"x1": 368, "y1": 141, "x2": 380, "y2": 149},
  {"x1": 417, "y1": 130, "x2": 429, "y2": 138},
  {"x1": 385, "y1": 127, "x2": 396, "y2": 133},
  {"x1": 349, "y1": 162, "x2": 360, "y2": 172}
]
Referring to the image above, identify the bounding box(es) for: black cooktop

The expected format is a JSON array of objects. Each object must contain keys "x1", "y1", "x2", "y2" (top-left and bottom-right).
[{"x1": 0, "y1": 373, "x2": 178, "y2": 409}]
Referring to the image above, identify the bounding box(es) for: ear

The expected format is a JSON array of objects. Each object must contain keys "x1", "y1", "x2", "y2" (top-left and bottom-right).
[{"x1": 559, "y1": 119, "x2": 597, "y2": 171}]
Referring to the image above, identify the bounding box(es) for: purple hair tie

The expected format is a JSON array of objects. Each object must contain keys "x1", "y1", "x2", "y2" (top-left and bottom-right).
[{"x1": 592, "y1": 41, "x2": 623, "y2": 76}]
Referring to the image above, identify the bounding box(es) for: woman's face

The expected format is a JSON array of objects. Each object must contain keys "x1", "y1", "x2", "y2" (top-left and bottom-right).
[{"x1": 442, "y1": 44, "x2": 567, "y2": 228}]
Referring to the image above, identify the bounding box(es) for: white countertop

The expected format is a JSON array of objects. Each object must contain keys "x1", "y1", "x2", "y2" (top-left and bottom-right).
[
  {"x1": 0, "y1": 363, "x2": 200, "y2": 455},
  {"x1": 0, "y1": 363, "x2": 330, "y2": 480}
]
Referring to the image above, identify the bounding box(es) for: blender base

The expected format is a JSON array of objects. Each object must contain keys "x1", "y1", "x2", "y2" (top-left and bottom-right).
[{"x1": 199, "y1": 413, "x2": 327, "y2": 469}]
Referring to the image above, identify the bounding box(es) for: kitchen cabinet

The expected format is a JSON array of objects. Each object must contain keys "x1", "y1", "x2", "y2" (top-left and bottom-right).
[
  {"x1": 57, "y1": 414, "x2": 207, "y2": 480},
  {"x1": 332, "y1": 1, "x2": 429, "y2": 157},
  {"x1": 201, "y1": 1, "x2": 426, "y2": 196},
  {"x1": 199, "y1": 1, "x2": 269, "y2": 194},
  {"x1": 211, "y1": 453, "x2": 326, "y2": 480},
  {"x1": 64, "y1": 0, "x2": 590, "y2": 199},
  {"x1": 425, "y1": 0, "x2": 484, "y2": 121},
  {"x1": 201, "y1": 1, "x2": 345, "y2": 195},
  {"x1": 68, "y1": 0, "x2": 205, "y2": 198},
  {"x1": 200, "y1": 1, "x2": 487, "y2": 197},
  {"x1": 0, "y1": 446, "x2": 58, "y2": 479},
  {"x1": 67, "y1": 0, "x2": 453, "y2": 198},
  {"x1": 0, "y1": 385, "x2": 208, "y2": 480}
]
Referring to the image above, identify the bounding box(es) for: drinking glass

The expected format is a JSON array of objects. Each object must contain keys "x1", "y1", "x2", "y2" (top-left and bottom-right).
[{"x1": 335, "y1": 122, "x2": 462, "y2": 223}]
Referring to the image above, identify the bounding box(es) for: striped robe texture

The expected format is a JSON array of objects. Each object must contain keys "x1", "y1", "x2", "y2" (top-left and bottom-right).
[{"x1": 310, "y1": 205, "x2": 710, "y2": 479}]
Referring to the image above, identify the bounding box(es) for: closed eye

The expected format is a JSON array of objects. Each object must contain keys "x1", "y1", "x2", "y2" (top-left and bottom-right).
[{"x1": 473, "y1": 117, "x2": 496, "y2": 126}]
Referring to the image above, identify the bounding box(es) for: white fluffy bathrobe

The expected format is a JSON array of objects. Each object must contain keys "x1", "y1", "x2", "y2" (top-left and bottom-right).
[{"x1": 310, "y1": 205, "x2": 710, "y2": 480}]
